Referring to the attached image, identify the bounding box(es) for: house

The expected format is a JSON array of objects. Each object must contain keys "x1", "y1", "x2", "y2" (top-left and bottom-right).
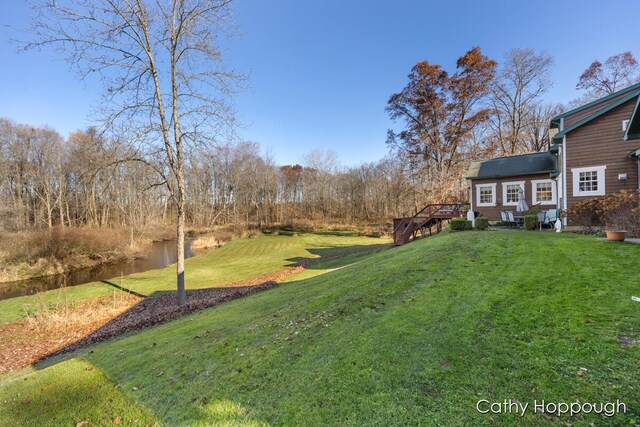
[
  {"x1": 467, "y1": 83, "x2": 640, "y2": 224},
  {"x1": 466, "y1": 152, "x2": 559, "y2": 221}
]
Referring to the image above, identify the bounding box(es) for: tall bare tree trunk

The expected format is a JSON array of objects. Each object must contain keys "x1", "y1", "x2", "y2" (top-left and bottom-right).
[{"x1": 176, "y1": 182, "x2": 186, "y2": 306}]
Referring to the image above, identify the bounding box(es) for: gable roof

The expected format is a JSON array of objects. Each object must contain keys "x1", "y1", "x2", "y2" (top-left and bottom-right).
[
  {"x1": 551, "y1": 81, "x2": 640, "y2": 128},
  {"x1": 623, "y1": 96, "x2": 640, "y2": 141},
  {"x1": 553, "y1": 89, "x2": 640, "y2": 141},
  {"x1": 467, "y1": 152, "x2": 557, "y2": 180}
]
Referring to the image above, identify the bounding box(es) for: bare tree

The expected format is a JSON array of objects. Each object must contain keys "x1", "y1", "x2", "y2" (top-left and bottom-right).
[
  {"x1": 25, "y1": 0, "x2": 243, "y2": 304},
  {"x1": 490, "y1": 48, "x2": 554, "y2": 155},
  {"x1": 522, "y1": 103, "x2": 564, "y2": 153},
  {"x1": 303, "y1": 149, "x2": 339, "y2": 219},
  {"x1": 577, "y1": 51, "x2": 640, "y2": 99},
  {"x1": 0, "y1": 117, "x2": 435, "y2": 237}
]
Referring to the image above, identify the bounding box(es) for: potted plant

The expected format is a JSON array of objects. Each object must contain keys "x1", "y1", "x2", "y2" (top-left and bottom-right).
[{"x1": 605, "y1": 230, "x2": 627, "y2": 242}]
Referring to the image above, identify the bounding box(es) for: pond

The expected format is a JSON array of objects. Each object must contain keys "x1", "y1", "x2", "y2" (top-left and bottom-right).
[{"x1": 0, "y1": 239, "x2": 195, "y2": 300}]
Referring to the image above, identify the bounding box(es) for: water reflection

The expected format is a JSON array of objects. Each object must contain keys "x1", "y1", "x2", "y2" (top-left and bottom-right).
[{"x1": 0, "y1": 240, "x2": 194, "y2": 300}]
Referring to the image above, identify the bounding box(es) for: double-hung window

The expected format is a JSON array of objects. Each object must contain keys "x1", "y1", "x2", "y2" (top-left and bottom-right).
[
  {"x1": 572, "y1": 166, "x2": 606, "y2": 197},
  {"x1": 531, "y1": 179, "x2": 556, "y2": 205},
  {"x1": 502, "y1": 181, "x2": 525, "y2": 206},
  {"x1": 476, "y1": 183, "x2": 496, "y2": 207}
]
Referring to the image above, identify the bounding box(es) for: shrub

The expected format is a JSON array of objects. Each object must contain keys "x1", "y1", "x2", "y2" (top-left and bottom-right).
[
  {"x1": 568, "y1": 190, "x2": 640, "y2": 236},
  {"x1": 524, "y1": 215, "x2": 538, "y2": 230},
  {"x1": 450, "y1": 218, "x2": 472, "y2": 231},
  {"x1": 600, "y1": 190, "x2": 640, "y2": 235},
  {"x1": 475, "y1": 218, "x2": 488, "y2": 230},
  {"x1": 567, "y1": 198, "x2": 603, "y2": 233}
]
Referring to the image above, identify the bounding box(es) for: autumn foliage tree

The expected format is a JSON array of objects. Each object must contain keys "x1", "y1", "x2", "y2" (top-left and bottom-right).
[
  {"x1": 386, "y1": 47, "x2": 496, "y2": 202},
  {"x1": 577, "y1": 52, "x2": 640, "y2": 99}
]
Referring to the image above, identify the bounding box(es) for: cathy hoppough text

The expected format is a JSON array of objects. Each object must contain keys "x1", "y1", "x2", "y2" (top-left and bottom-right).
[{"x1": 476, "y1": 399, "x2": 627, "y2": 418}]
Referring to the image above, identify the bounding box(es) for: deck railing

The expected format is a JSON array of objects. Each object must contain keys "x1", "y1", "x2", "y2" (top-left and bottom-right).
[{"x1": 392, "y1": 203, "x2": 469, "y2": 246}]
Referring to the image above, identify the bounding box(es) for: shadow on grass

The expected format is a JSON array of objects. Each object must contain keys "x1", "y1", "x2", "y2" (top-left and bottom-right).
[
  {"x1": 285, "y1": 243, "x2": 390, "y2": 268},
  {"x1": 101, "y1": 280, "x2": 146, "y2": 298},
  {"x1": 30, "y1": 239, "x2": 389, "y2": 363},
  {"x1": 35, "y1": 240, "x2": 392, "y2": 370},
  {"x1": 37, "y1": 282, "x2": 280, "y2": 368}
]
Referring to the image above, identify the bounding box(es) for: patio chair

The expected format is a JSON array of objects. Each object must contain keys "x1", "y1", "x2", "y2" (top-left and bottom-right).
[
  {"x1": 506, "y1": 211, "x2": 520, "y2": 228},
  {"x1": 537, "y1": 211, "x2": 546, "y2": 231},
  {"x1": 500, "y1": 211, "x2": 511, "y2": 228},
  {"x1": 546, "y1": 209, "x2": 558, "y2": 222},
  {"x1": 538, "y1": 209, "x2": 558, "y2": 230},
  {"x1": 546, "y1": 209, "x2": 558, "y2": 225}
]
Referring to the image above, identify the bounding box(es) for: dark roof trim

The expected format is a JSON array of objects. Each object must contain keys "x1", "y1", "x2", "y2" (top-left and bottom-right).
[
  {"x1": 624, "y1": 95, "x2": 640, "y2": 141},
  {"x1": 629, "y1": 147, "x2": 640, "y2": 158},
  {"x1": 551, "y1": 81, "x2": 640, "y2": 124},
  {"x1": 467, "y1": 170, "x2": 556, "y2": 180},
  {"x1": 553, "y1": 90, "x2": 640, "y2": 140}
]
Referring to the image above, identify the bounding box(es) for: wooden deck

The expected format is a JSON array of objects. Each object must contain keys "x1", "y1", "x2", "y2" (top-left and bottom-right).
[{"x1": 392, "y1": 203, "x2": 469, "y2": 246}]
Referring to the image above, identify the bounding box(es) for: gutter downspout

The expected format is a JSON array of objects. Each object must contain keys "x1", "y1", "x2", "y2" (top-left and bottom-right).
[{"x1": 560, "y1": 117, "x2": 568, "y2": 227}]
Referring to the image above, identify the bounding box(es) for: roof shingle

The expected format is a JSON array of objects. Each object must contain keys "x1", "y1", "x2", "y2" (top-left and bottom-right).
[{"x1": 467, "y1": 152, "x2": 557, "y2": 179}]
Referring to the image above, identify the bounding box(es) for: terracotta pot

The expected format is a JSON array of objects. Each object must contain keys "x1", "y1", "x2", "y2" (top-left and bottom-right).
[{"x1": 606, "y1": 230, "x2": 627, "y2": 242}]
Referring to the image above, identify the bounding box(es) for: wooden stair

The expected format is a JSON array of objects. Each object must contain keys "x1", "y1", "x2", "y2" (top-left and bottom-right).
[{"x1": 392, "y1": 203, "x2": 468, "y2": 246}]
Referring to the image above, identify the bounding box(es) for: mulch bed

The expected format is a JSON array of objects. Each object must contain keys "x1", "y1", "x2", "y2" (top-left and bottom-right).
[{"x1": 45, "y1": 281, "x2": 279, "y2": 359}]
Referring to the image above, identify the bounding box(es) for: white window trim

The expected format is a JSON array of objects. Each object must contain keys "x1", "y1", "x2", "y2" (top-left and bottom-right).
[
  {"x1": 476, "y1": 183, "x2": 497, "y2": 207},
  {"x1": 531, "y1": 179, "x2": 557, "y2": 205},
  {"x1": 502, "y1": 181, "x2": 525, "y2": 206},
  {"x1": 572, "y1": 166, "x2": 606, "y2": 197}
]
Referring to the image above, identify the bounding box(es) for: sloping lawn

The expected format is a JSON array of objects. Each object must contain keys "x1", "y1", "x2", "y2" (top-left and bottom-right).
[
  {"x1": 0, "y1": 231, "x2": 388, "y2": 323},
  {"x1": 0, "y1": 359, "x2": 158, "y2": 426},
  {"x1": 1, "y1": 231, "x2": 639, "y2": 426}
]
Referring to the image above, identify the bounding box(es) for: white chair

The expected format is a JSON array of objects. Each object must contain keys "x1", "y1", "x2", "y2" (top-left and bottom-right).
[
  {"x1": 538, "y1": 209, "x2": 558, "y2": 230},
  {"x1": 537, "y1": 211, "x2": 546, "y2": 231},
  {"x1": 500, "y1": 210, "x2": 508, "y2": 225},
  {"x1": 546, "y1": 209, "x2": 558, "y2": 223},
  {"x1": 507, "y1": 211, "x2": 519, "y2": 228}
]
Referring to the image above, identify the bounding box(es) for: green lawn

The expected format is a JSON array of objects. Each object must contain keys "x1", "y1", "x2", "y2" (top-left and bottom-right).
[
  {"x1": 1, "y1": 231, "x2": 639, "y2": 426},
  {"x1": 0, "y1": 231, "x2": 388, "y2": 323}
]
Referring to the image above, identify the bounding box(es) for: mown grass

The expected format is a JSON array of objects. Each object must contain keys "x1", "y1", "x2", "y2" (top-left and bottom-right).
[
  {"x1": 1, "y1": 231, "x2": 639, "y2": 426},
  {"x1": 0, "y1": 231, "x2": 388, "y2": 323},
  {"x1": 0, "y1": 358, "x2": 159, "y2": 426}
]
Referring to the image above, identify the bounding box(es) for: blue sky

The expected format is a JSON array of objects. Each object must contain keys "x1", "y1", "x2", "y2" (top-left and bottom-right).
[{"x1": 1, "y1": 0, "x2": 639, "y2": 166}]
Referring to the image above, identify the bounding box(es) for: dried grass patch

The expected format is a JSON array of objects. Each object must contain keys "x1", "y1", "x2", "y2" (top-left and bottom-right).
[{"x1": 0, "y1": 291, "x2": 140, "y2": 373}]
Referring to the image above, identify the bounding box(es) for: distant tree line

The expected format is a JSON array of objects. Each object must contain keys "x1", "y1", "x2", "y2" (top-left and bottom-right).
[
  {"x1": 0, "y1": 121, "x2": 432, "y2": 232},
  {"x1": 2, "y1": 49, "x2": 638, "y2": 234}
]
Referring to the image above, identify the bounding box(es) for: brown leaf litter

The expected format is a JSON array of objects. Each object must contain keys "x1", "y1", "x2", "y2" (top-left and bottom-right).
[{"x1": 0, "y1": 266, "x2": 305, "y2": 373}]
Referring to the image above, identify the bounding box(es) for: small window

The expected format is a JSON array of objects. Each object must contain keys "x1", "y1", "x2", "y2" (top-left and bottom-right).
[
  {"x1": 536, "y1": 182, "x2": 553, "y2": 201},
  {"x1": 480, "y1": 187, "x2": 493, "y2": 204},
  {"x1": 476, "y1": 183, "x2": 496, "y2": 207},
  {"x1": 578, "y1": 170, "x2": 598, "y2": 192},
  {"x1": 505, "y1": 184, "x2": 521, "y2": 204},
  {"x1": 531, "y1": 179, "x2": 556, "y2": 205},
  {"x1": 572, "y1": 166, "x2": 606, "y2": 197},
  {"x1": 502, "y1": 181, "x2": 524, "y2": 206}
]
